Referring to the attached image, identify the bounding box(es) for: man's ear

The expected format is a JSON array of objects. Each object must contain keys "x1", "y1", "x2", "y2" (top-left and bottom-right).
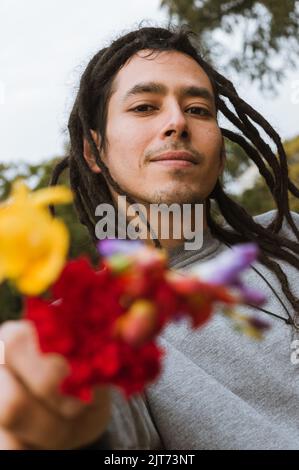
[{"x1": 83, "y1": 130, "x2": 102, "y2": 174}]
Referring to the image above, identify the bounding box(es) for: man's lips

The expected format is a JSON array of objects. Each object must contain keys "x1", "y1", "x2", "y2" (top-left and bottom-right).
[{"x1": 150, "y1": 151, "x2": 197, "y2": 166}]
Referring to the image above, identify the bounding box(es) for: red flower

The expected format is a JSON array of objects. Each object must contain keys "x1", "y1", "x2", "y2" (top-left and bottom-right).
[
  {"x1": 167, "y1": 273, "x2": 236, "y2": 327},
  {"x1": 24, "y1": 258, "x2": 162, "y2": 401}
]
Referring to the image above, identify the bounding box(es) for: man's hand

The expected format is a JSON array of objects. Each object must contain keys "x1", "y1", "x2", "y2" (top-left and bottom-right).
[{"x1": 0, "y1": 320, "x2": 111, "y2": 449}]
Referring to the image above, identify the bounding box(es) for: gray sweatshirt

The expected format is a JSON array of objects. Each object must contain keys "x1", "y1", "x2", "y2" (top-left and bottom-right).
[{"x1": 105, "y1": 210, "x2": 299, "y2": 450}]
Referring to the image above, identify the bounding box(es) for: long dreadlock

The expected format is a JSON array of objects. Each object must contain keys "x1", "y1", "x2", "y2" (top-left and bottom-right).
[{"x1": 50, "y1": 26, "x2": 299, "y2": 327}]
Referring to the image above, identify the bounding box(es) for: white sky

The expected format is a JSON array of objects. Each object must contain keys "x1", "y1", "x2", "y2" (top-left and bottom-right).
[{"x1": 0, "y1": 0, "x2": 298, "y2": 164}]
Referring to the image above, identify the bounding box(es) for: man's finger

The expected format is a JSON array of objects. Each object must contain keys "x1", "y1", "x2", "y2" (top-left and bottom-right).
[
  {"x1": 0, "y1": 320, "x2": 85, "y2": 418},
  {"x1": 0, "y1": 365, "x2": 76, "y2": 448},
  {"x1": 0, "y1": 429, "x2": 28, "y2": 450},
  {"x1": 0, "y1": 366, "x2": 111, "y2": 449}
]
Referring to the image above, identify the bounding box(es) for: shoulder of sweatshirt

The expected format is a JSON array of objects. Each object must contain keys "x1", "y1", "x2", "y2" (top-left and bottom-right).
[{"x1": 253, "y1": 209, "x2": 299, "y2": 239}]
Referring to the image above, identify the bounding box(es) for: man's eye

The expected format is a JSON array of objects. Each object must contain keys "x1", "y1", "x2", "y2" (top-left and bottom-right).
[
  {"x1": 131, "y1": 104, "x2": 157, "y2": 113},
  {"x1": 186, "y1": 107, "x2": 210, "y2": 116}
]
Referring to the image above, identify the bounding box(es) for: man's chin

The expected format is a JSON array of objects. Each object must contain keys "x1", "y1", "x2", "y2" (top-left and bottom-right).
[{"x1": 143, "y1": 190, "x2": 204, "y2": 205}]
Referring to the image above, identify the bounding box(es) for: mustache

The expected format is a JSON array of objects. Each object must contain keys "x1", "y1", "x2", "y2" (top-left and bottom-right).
[{"x1": 144, "y1": 143, "x2": 205, "y2": 164}]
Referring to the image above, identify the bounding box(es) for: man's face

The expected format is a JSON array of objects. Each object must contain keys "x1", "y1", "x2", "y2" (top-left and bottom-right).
[{"x1": 98, "y1": 50, "x2": 224, "y2": 204}]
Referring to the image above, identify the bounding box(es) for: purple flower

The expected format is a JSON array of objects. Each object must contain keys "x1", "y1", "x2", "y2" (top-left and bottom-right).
[
  {"x1": 231, "y1": 281, "x2": 267, "y2": 306},
  {"x1": 98, "y1": 239, "x2": 143, "y2": 257},
  {"x1": 248, "y1": 316, "x2": 270, "y2": 331},
  {"x1": 191, "y1": 243, "x2": 258, "y2": 284},
  {"x1": 191, "y1": 243, "x2": 266, "y2": 306}
]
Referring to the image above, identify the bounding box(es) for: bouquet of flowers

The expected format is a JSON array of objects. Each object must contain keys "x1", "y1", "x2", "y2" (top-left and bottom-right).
[{"x1": 0, "y1": 182, "x2": 269, "y2": 402}]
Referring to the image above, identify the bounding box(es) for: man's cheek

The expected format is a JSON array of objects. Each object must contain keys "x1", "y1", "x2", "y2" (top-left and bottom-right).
[{"x1": 203, "y1": 126, "x2": 222, "y2": 144}]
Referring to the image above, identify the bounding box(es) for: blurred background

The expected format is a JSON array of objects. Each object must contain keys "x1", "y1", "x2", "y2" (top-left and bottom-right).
[{"x1": 0, "y1": 0, "x2": 299, "y2": 261}]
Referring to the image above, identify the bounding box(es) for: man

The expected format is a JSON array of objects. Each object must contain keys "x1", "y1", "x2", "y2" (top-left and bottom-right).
[{"x1": 0, "y1": 26, "x2": 299, "y2": 450}]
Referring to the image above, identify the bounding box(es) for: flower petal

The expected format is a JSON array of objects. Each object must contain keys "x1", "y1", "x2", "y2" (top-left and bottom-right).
[
  {"x1": 16, "y1": 219, "x2": 69, "y2": 295},
  {"x1": 30, "y1": 186, "x2": 73, "y2": 208},
  {"x1": 237, "y1": 284, "x2": 267, "y2": 306},
  {"x1": 98, "y1": 239, "x2": 143, "y2": 257},
  {"x1": 191, "y1": 243, "x2": 259, "y2": 285}
]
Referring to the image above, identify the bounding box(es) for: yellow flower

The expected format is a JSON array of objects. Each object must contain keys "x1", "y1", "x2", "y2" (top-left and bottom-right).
[{"x1": 0, "y1": 181, "x2": 73, "y2": 295}]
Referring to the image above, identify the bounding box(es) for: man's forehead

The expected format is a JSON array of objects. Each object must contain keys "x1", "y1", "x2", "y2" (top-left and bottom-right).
[{"x1": 112, "y1": 49, "x2": 214, "y2": 96}]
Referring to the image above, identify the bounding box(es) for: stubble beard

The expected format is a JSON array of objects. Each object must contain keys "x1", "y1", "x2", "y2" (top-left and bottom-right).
[{"x1": 135, "y1": 170, "x2": 205, "y2": 205}]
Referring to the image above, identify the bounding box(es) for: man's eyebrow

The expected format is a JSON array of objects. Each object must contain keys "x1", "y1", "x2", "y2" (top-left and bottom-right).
[
  {"x1": 122, "y1": 81, "x2": 215, "y2": 105},
  {"x1": 181, "y1": 85, "x2": 214, "y2": 105},
  {"x1": 122, "y1": 82, "x2": 168, "y2": 102}
]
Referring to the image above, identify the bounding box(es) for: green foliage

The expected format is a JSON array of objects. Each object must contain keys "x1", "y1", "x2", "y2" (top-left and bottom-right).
[
  {"x1": 235, "y1": 179, "x2": 275, "y2": 215},
  {"x1": 226, "y1": 134, "x2": 299, "y2": 215},
  {"x1": 223, "y1": 138, "x2": 251, "y2": 184},
  {"x1": 160, "y1": 0, "x2": 299, "y2": 91},
  {"x1": 0, "y1": 282, "x2": 23, "y2": 324}
]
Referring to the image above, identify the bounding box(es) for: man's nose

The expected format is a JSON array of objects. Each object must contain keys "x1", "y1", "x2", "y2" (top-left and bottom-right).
[{"x1": 161, "y1": 105, "x2": 189, "y2": 140}]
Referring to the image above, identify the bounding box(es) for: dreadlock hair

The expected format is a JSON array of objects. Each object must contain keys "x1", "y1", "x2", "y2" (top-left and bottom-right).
[{"x1": 51, "y1": 25, "x2": 299, "y2": 328}]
